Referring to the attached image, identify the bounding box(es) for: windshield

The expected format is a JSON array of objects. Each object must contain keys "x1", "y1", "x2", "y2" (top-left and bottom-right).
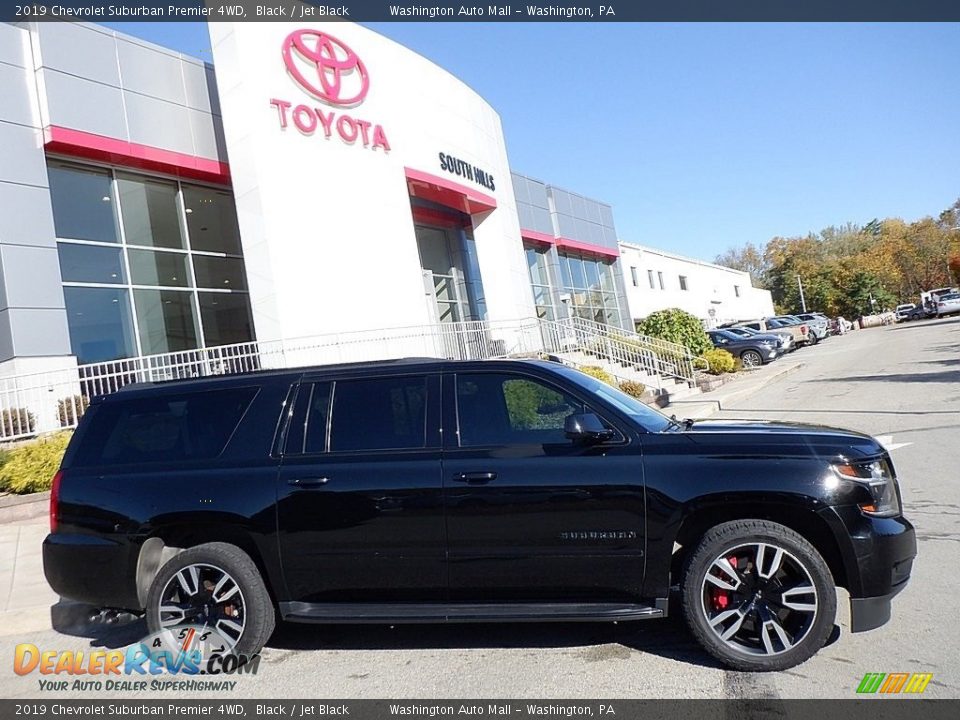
[{"x1": 551, "y1": 364, "x2": 675, "y2": 433}]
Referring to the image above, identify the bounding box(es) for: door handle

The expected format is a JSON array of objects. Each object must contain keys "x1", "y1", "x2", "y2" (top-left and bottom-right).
[
  {"x1": 453, "y1": 472, "x2": 497, "y2": 484},
  {"x1": 287, "y1": 477, "x2": 330, "y2": 487}
]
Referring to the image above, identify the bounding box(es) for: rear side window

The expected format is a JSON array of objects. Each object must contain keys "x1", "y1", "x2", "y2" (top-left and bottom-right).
[
  {"x1": 328, "y1": 377, "x2": 427, "y2": 452},
  {"x1": 73, "y1": 388, "x2": 257, "y2": 467}
]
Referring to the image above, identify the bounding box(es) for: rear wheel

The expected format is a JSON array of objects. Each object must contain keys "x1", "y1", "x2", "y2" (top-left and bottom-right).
[
  {"x1": 145, "y1": 542, "x2": 275, "y2": 656},
  {"x1": 807, "y1": 332, "x2": 819, "y2": 345},
  {"x1": 740, "y1": 350, "x2": 763, "y2": 368},
  {"x1": 681, "y1": 519, "x2": 836, "y2": 671}
]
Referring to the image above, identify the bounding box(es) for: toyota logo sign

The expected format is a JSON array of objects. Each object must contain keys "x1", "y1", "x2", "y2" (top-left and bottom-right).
[{"x1": 282, "y1": 29, "x2": 369, "y2": 107}]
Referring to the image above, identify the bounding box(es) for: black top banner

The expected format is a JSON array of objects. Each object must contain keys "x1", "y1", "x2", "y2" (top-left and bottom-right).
[{"x1": 4, "y1": 0, "x2": 960, "y2": 22}]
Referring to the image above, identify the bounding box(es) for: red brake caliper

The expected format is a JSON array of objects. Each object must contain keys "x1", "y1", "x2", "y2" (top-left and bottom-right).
[{"x1": 711, "y1": 556, "x2": 736, "y2": 610}]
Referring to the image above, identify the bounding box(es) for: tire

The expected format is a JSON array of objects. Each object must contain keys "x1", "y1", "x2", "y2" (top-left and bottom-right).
[
  {"x1": 681, "y1": 519, "x2": 836, "y2": 672},
  {"x1": 145, "y1": 542, "x2": 275, "y2": 656},
  {"x1": 807, "y1": 332, "x2": 819, "y2": 345},
  {"x1": 740, "y1": 350, "x2": 763, "y2": 368}
]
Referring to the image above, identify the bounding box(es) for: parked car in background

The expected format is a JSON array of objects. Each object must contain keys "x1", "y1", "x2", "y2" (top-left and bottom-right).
[
  {"x1": 775, "y1": 315, "x2": 823, "y2": 345},
  {"x1": 737, "y1": 317, "x2": 812, "y2": 347},
  {"x1": 706, "y1": 329, "x2": 780, "y2": 367},
  {"x1": 793, "y1": 313, "x2": 832, "y2": 340},
  {"x1": 895, "y1": 304, "x2": 916, "y2": 322},
  {"x1": 906, "y1": 304, "x2": 935, "y2": 321},
  {"x1": 935, "y1": 292, "x2": 960, "y2": 317},
  {"x1": 721, "y1": 325, "x2": 794, "y2": 353}
]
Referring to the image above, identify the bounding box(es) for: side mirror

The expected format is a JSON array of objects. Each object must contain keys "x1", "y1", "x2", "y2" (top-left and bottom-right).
[{"x1": 564, "y1": 413, "x2": 615, "y2": 444}]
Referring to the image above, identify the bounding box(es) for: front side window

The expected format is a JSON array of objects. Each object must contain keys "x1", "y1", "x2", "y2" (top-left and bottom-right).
[
  {"x1": 456, "y1": 373, "x2": 587, "y2": 447},
  {"x1": 329, "y1": 377, "x2": 427, "y2": 452}
]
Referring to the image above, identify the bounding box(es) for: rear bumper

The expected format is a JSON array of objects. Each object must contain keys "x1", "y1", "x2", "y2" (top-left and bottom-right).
[{"x1": 43, "y1": 533, "x2": 141, "y2": 610}]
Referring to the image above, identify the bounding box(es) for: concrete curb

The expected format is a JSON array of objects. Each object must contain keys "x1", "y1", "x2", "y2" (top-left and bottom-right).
[
  {"x1": 0, "y1": 491, "x2": 49, "y2": 525},
  {"x1": 666, "y1": 361, "x2": 806, "y2": 419}
]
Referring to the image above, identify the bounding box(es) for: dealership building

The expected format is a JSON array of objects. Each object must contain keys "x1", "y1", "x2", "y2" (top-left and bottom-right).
[{"x1": 0, "y1": 19, "x2": 647, "y2": 387}]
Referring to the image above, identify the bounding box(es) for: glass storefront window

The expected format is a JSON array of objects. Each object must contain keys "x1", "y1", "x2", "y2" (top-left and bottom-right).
[
  {"x1": 198, "y1": 293, "x2": 254, "y2": 347},
  {"x1": 568, "y1": 256, "x2": 587, "y2": 290},
  {"x1": 128, "y1": 249, "x2": 190, "y2": 288},
  {"x1": 117, "y1": 174, "x2": 184, "y2": 249},
  {"x1": 47, "y1": 164, "x2": 119, "y2": 243},
  {"x1": 559, "y1": 255, "x2": 573, "y2": 288},
  {"x1": 182, "y1": 185, "x2": 242, "y2": 254},
  {"x1": 50, "y1": 161, "x2": 255, "y2": 363},
  {"x1": 193, "y1": 255, "x2": 248, "y2": 291},
  {"x1": 584, "y1": 259, "x2": 601, "y2": 291},
  {"x1": 58, "y1": 243, "x2": 125, "y2": 284},
  {"x1": 134, "y1": 289, "x2": 200, "y2": 355},
  {"x1": 62, "y1": 286, "x2": 136, "y2": 364}
]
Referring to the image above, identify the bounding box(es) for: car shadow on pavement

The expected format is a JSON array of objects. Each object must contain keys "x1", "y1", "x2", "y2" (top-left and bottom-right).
[
  {"x1": 48, "y1": 598, "x2": 727, "y2": 669},
  {"x1": 50, "y1": 600, "x2": 147, "y2": 649},
  {"x1": 819, "y1": 370, "x2": 960, "y2": 383},
  {"x1": 266, "y1": 613, "x2": 728, "y2": 669}
]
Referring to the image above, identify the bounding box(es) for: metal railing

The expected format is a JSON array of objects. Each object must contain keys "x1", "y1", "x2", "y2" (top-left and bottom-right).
[
  {"x1": 0, "y1": 315, "x2": 693, "y2": 444},
  {"x1": 537, "y1": 317, "x2": 696, "y2": 388}
]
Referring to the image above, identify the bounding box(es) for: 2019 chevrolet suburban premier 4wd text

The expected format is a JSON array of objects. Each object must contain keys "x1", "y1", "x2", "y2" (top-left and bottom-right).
[{"x1": 43, "y1": 358, "x2": 916, "y2": 671}]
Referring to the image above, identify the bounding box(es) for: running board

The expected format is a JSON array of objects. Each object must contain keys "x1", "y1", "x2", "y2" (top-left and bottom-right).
[{"x1": 279, "y1": 601, "x2": 665, "y2": 624}]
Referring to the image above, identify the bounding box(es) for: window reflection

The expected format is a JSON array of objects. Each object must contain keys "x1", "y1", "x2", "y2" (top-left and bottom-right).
[
  {"x1": 182, "y1": 185, "x2": 242, "y2": 254},
  {"x1": 134, "y1": 289, "x2": 200, "y2": 355},
  {"x1": 58, "y1": 243, "x2": 125, "y2": 284},
  {"x1": 62, "y1": 287, "x2": 136, "y2": 363},
  {"x1": 193, "y1": 255, "x2": 248, "y2": 291},
  {"x1": 117, "y1": 174, "x2": 184, "y2": 249},
  {"x1": 128, "y1": 249, "x2": 190, "y2": 288},
  {"x1": 47, "y1": 164, "x2": 119, "y2": 243}
]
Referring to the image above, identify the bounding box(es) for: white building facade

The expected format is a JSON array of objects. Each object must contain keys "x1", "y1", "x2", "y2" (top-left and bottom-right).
[{"x1": 620, "y1": 242, "x2": 774, "y2": 327}]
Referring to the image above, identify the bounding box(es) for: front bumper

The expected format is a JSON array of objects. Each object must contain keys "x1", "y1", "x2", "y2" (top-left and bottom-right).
[{"x1": 819, "y1": 506, "x2": 916, "y2": 633}]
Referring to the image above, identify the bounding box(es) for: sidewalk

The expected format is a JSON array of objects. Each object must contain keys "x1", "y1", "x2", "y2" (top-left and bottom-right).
[
  {"x1": 0, "y1": 518, "x2": 58, "y2": 636},
  {"x1": 665, "y1": 357, "x2": 806, "y2": 419}
]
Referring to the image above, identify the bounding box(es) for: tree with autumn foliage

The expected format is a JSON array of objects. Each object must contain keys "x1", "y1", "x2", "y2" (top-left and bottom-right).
[{"x1": 716, "y1": 199, "x2": 960, "y2": 317}]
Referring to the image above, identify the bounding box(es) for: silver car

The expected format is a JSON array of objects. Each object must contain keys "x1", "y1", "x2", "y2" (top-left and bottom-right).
[{"x1": 935, "y1": 293, "x2": 960, "y2": 317}]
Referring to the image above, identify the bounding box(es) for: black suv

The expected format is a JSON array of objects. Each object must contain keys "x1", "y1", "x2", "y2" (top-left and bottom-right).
[{"x1": 44, "y1": 359, "x2": 915, "y2": 671}]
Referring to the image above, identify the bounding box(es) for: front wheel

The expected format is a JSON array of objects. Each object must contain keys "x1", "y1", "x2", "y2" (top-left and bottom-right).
[
  {"x1": 807, "y1": 332, "x2": 820, "y2": 345},
  {"x1": 681, "y1": 519, "x2": 837, "y2": 671},
  {"x1": 145, "y1": 542, "x2": 275, "y2": 656},
  {"x1": 740, "y1": 350, "x2": 763, "y2": 368}
]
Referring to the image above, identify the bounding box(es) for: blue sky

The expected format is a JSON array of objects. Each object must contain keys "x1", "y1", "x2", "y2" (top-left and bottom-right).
[{"x1": 104, "y1": 22, "x2": 960, "y2": 261}]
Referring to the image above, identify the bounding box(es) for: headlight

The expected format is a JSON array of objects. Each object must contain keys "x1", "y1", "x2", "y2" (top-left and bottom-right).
[{"x1": 832, "y1": 457, "x2": 902, "y2": 517}]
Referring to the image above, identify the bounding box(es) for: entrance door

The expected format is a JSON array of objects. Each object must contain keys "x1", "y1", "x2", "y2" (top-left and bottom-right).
[{"x1": 416, "y1": 225, "x2": 469, "y2": 324}]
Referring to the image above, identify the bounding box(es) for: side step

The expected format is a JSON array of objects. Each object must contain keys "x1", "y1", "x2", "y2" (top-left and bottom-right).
[{"x1": 280, "y1": 601, "x2": 665, "y2": 624}]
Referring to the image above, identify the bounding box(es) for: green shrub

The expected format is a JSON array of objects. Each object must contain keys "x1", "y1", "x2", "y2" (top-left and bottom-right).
[
  {"x1": 0, "y1": 433, "x2": 72, "y2": 494},
  {"x1": 57, "y1": 395, "x2": 90, "y2": 428},
  {"x1": 702, "y1": 348, "x2": 736, "y2": 375},
  {"x1": 1, "y1": 407, "x2": 36, "y2": 438},
  {"x1": 578, "y1": 365, "x2": 617, "y2": 386},
  {"x1": 636, "y1": 309, "x2": 712, "y2": 356},
  {"x1": 618, "y1": 380, "x2": 647, "y2": 399}
]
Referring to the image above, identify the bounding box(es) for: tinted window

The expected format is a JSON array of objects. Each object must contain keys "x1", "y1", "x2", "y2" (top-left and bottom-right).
[
  {"x1": 63, "y1": 286, "x2": 137, "y2": 364},
  {"x1": 74, "y1": 388, "x2": 257, "y2": 467},
  {"x1": 329, "y1": 377, "x2": 427, "y2": 452},
  {"x1": 286, "y1": 383, "x2": 330, "y2": 453},
  {"x1": 47, "y1": 163, "x2": 119, "y2": 243},
  {"x1": 457, "y1": 373, "x2": 585, "y2": 447},
  {"x1": 58, "y1": 243, "x2": 126, "y2": 284}
]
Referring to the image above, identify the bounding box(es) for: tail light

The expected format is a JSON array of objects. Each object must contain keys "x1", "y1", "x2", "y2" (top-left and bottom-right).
[
  {"x1": 800, "y1": 324, "x2": 808, "y2": 334},
  {"x1": 49, "y1": 470, "x2": 63, "y2": 533}
]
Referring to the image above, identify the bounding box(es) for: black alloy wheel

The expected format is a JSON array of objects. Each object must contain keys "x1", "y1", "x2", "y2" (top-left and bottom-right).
[{"x1": 681, "y1": 520, "x2": 836, "y2": 671}]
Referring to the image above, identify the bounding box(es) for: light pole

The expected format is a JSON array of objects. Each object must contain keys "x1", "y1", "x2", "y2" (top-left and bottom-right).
[{"x1": 796, "y1": 275, "x2": 807, "y2": 313}]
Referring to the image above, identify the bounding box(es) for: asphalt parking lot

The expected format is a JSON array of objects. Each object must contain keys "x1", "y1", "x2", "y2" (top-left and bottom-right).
[{"x1": 1, "y1": 317, "x2": 957, "y2": 700}]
